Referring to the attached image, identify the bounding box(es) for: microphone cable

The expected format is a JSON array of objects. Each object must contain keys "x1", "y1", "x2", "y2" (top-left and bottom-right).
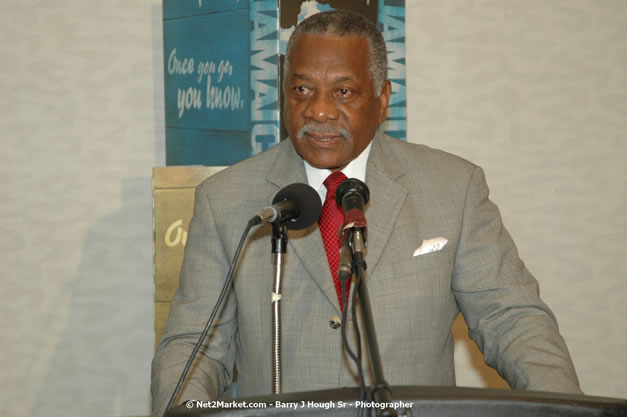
[
  {"x1": 340, "y1": 271, "x2": 367, "y2": 417},
  {"x1": 163, "y1": 215, "x2": 262, "y2": 416}
]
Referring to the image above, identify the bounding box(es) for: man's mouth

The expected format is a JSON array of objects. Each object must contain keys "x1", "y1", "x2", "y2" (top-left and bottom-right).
[{"x1": 306, "y1": 133, "x2": 342, "y2": 142}]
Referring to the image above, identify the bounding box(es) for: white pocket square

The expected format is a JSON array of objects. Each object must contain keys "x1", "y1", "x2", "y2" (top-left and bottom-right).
[{"x1": 413, "y1": 237, "x2": 448, "y2": 257}]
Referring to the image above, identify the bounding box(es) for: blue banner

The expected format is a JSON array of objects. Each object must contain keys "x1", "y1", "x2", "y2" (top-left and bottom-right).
[
  {"x1": 163, "y1": 0, "x2": 247, "y2": 19},
  {"x1": 163, "y1": 0, "x2": 405, "y2": 166}
]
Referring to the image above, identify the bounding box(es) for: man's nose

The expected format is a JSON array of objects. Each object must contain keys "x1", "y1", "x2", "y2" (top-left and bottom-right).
[{"x1": 303, "y1": 92, "x2": 339, "y2": 122}]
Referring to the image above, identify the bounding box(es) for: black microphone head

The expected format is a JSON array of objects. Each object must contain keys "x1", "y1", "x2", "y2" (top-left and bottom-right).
[
  {"x1": 336, "y1": 178, "x2": 370, "y2": 209},
  {"x1": 272, "y1": 183, "x2": 322, "y2": 230}
]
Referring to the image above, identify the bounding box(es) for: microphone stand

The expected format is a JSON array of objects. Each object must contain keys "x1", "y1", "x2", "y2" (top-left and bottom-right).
[
  {"x1": 348, "y1": 227, "x2": 397, "y2": 417},
  {"x1": 271, "y1": 222, "x2": 287, "y2": 394}
]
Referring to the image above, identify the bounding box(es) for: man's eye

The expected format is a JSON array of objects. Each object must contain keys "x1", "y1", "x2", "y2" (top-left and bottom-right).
[
  {"x1": 338, "y1": 88, "x2": 353, "y2": 98},
  {"x1": 294, "y1": 86, "x2": 311, "y2": 94}
]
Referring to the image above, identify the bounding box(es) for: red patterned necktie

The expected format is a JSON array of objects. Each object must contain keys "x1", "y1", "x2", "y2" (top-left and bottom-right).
[{"x1": 319, "y1": 171, "x2": 350, "y2": 311}]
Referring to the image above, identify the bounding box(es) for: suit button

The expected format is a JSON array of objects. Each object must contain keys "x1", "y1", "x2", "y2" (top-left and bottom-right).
[{"x1": 329, "y1": 316, "x2": 341, "y2": 329}]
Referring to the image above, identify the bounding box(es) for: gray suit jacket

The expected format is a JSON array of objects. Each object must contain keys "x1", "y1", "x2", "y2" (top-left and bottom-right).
[{"x1": 151, "y1": 132, "x2": 580, "y2": 417}]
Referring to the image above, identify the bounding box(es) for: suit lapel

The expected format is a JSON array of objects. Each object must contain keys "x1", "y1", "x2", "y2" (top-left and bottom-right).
[
  {"x1": 266, "y1": 140, "x2": 340, "y2": 311},
  {"x1": 363, "y1": 132, "x2": 408, "y2": 280},
  {"x1": 264, "y1": 133, "x2": 410, "y2": 310}
]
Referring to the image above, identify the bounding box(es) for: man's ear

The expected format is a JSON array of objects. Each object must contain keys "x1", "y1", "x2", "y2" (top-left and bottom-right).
[{"x1": 377, "y1": 80, "x2": 392, "y2": 123}]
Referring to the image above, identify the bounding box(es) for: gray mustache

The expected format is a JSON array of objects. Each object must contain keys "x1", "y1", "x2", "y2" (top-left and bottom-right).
[{"x1": 298, "y1": 124, "x2": 351, "y2": 140}]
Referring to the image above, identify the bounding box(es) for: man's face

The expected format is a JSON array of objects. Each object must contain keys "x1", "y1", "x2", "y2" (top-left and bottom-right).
[{"x1": 284, "y1": 34, "x2": 391, "y2": 171}]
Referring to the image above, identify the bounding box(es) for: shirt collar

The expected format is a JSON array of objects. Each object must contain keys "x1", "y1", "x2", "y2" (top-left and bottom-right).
[{"x1": 304, "y1": 141, "x2": 372, "y2": 202}]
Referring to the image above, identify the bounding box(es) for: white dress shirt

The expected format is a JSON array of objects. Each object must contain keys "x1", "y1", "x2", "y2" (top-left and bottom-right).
[{"x1": 303, "y1": 142, "x2": 372, "y2": 203}]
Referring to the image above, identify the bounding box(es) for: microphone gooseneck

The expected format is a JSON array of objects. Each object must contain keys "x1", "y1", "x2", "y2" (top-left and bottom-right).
[{"x1": 266, "y1": 182, "x2": 321, "y2": 395}]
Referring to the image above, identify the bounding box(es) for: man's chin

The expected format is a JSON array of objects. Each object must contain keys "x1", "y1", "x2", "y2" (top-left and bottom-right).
[{"x1": 302, "y1": 156, "x2": 349, "y2": 172}]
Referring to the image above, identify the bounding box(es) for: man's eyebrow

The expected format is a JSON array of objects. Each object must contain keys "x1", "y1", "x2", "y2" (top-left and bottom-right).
[
  {"x1": 333, "y1": 76, "x2": 356, "y2": 83},
  {"x1": 291, "y1": 73, "x2": 313, "y2": 81},
  {"x1": 290, "y1": 73, "x2": 357, "y2": 83}
]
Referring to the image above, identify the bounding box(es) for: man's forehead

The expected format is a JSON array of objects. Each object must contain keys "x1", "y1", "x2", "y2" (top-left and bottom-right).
[
  {"x1": 286, "y1": 34, "x2": 369, "y2": 64},
  {"x1": 286, "y1": 35, "x2": 370, "y2": 79},
  {"x1": 290, "y1": 33, "x2": 368, "y2": 48}
]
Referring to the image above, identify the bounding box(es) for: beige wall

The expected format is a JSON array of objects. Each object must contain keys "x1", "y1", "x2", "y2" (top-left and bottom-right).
[
  {"x1": 0, "y1": 1, "x2": 625, "y2": 417},
  {"x1": 0, "y1": 1, "x2": 163, "y2": 416},
  {"x1": 405, "y1": 0, "x2": 627, "y2": 396}
]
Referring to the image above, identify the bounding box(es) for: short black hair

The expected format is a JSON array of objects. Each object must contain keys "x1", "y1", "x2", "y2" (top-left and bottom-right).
[{"x1": 284, "y1": 9, "x2": 388, "y2": 95}]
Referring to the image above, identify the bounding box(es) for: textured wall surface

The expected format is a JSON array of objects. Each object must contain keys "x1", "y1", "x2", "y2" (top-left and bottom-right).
[
  {"x1": 0, "y1": 1, "x2": 164, "y2": 416},
  {"x1": 406, "y1": 0, "x2": 627, "y2": 396},
  {"x1": 0, "y1": 2, "x2": 625, "y2": 417}
]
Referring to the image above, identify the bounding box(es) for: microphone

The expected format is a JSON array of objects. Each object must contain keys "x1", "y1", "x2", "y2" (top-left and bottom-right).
[
  {"x1": 338, "y1": 238, "x2": 352, "y2": 282},
  {"x1": 336, "y1": 178, "x2": 370, "y2": 237},
  {"x1": 257, "y1": 183, "x2": 322, "y2": 230}
]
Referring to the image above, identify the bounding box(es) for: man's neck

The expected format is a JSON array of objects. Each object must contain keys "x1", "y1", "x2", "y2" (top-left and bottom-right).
[{"x1": 303, "y1": 141, "x2": 372, "y2": 202}]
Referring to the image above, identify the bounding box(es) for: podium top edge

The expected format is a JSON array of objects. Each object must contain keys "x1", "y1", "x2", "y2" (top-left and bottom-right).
[{"x1": 229, "y1": 386, "x2": 627, "y2": 407}]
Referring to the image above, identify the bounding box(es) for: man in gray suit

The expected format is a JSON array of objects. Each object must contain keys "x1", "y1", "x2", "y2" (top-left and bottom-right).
[{"x1": 151, "y1": 10, "x2": 581, "y2": 417}]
